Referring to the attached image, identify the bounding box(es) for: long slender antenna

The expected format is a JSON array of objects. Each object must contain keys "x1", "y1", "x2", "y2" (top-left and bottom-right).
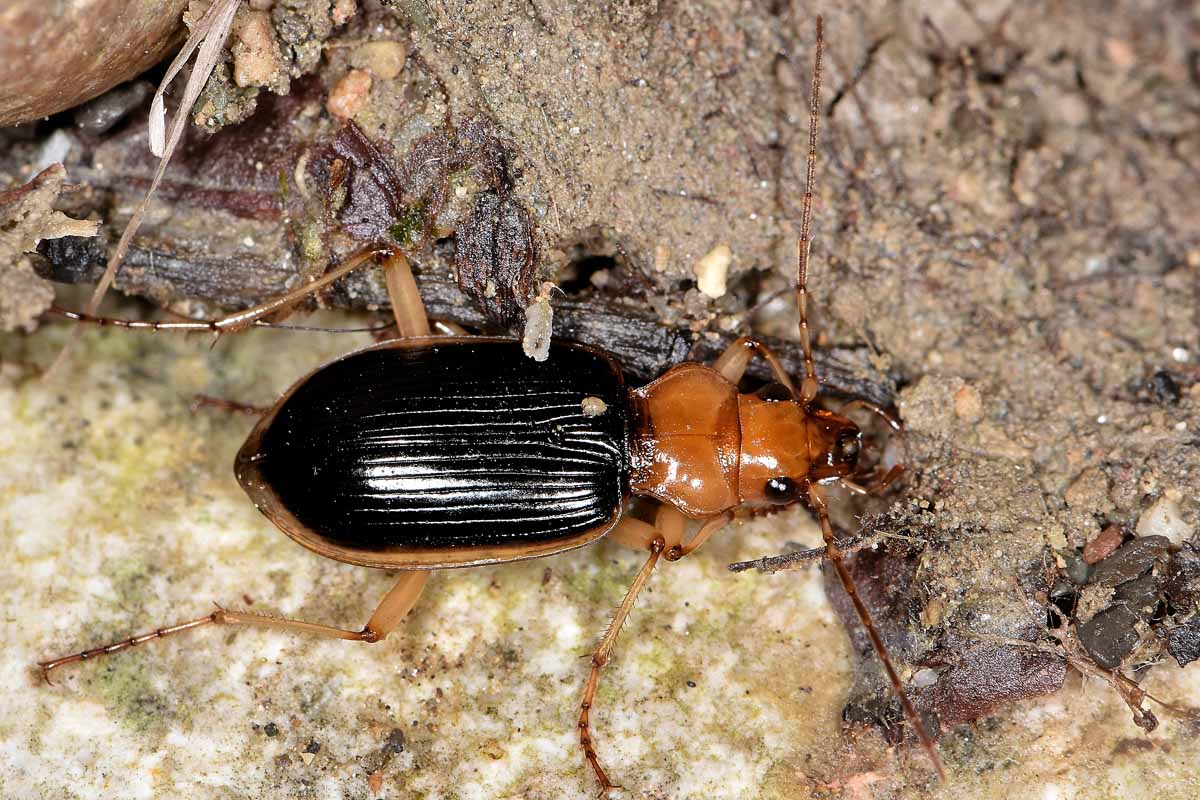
[
  {"x1": 46, "y1": 247, "x2": 397, "y2": 335},
  {"x1": 795, "y1": 16, "x2": 824, "y2": 405},
  {"x1": 795, "y1": 18, "x2": 946, "y2": 780}
]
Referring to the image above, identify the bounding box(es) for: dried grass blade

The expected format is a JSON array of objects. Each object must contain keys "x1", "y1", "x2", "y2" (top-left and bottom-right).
[{"x1": 46, "y1": 0, "x2": 241, "y2": 378}]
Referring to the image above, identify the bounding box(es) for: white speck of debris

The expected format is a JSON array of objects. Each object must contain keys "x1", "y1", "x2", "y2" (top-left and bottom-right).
[
  {"x1": 911, "y1": 668, "x2": 939, "y2": 688},
  {"x1": 581, "y1": 396, "x2": 607, "y2": 417},
  {"x1": 1136, "y1": 496, "x2": 1192, "y2": 546},
  {"x1": 1096, "y1": 415, "x2": 1108, "y2": 424},
  {"x1": 293, "y1": 153, "x2": 310, "y2": 198},
  {"x1": 242, "y1": 236, "x2": 255, "y2": 247},
  {"x1": 34, "y1": 130, "x2": 75, "y2": 173},
  {"x1": 694, "y1": 244, "x2": 732, "y2": 299},
  {"x1": 522, "y1": 282, "x2": 556, "y2": 362},
  {"x1": 1176, "y1": 422, "x2": 1187, "y2": 431},
  {"x1": 1173, "y1": 347, "x2": 1189, "y2": 362},
  {"x1": 569, "y1": 126, "x2": 581, "y2": 135}
]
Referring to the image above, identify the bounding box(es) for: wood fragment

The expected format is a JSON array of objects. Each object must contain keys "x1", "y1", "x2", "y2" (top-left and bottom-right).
[{"x1": 34, "y1": 242, "x2": 896, "y2": 406}]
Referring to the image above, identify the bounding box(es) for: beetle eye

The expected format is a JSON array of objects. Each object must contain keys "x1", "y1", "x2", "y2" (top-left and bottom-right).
[
  {"x1": 838, "y1": 431, "x2": 860, "y2": 461},
  {"x1": 764, "y1": 476, "x2": 796, "y2": 504},
  {"x1": 755, "y1": 382, "x2": 793, "y2": 402}
]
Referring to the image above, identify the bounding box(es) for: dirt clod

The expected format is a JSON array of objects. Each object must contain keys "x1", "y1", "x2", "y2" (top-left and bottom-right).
[
  {"x1": 456, "y1": 192, "x2": 539, "y2": 324},
  {"x1": 1167, "y1": 619, "x2": 1200, "y2": 668},
  {"x1": 232, "y1": 10, "x2": 285, "y2": 90},
  {"x1": 0, "y1": 164, "x2": 99, "y2": 331}
]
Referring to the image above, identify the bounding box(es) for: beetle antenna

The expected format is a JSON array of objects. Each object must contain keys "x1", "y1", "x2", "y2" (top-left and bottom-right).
[
  {"x1": 794, "y1": 18, "x2": 945, "y2": 779},
  {"x1": 795, "y1": 16, "x2": 824, "y2": 405}
]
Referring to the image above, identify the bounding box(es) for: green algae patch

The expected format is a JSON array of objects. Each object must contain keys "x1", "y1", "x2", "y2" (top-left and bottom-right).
[
  {"x1": 560, "y1": 547, "x2": 635, "y2": 608},
  {"x1": 91, "y1": 658, "x2": 177, "y2": 739},
  {"x1": 388, "y1": 201, "x2": 428, "y2": 247}
]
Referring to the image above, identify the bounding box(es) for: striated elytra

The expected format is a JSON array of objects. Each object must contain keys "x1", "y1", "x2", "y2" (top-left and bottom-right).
[{"x1": 236, "y1": 338, "x2": 632, "y2": 569}]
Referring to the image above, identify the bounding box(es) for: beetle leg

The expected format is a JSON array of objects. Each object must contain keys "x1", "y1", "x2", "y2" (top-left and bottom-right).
[
  {"x1": 608, "y1": 515, "x2": 659, "y2": 550},
  {"x1": 841, "y1": 463, "x2": 905, "y2": 496},
  {"x1": 578, "y1": 534, "x2": 665, "y2": 792},
  {"x1": 667, "y1": 511, "x2": 734, "y2": 560},
  {"x1": 805, "y1": 481, "x2": 946, "y2": 779},
  {"x1": 37, "y1": 572, "x2": 430, "y2": 679},
  {"x1": 612, "y1": 507, "x2": 733, "y2": 560},
  {"x1": 843, "y1": 398, "x2": 902, "y2": 432},
  {"x1": 382, "y1": 251, "x2": 431, "y2": 337},
  {"x1": 184, "y1": 250, "x2": 437, "y2": 416},
  {"x1": 712, "y1": 336, "x2": 799, "y2": 396},
  {"x1": 844, "y1": 397, "x2": 912, "y2": 483},
  {"x1": 188, "y1": 394, "x2": 269, "y2": 416},
  {"x1": 51, "y1": 246, "x2": 398, "y2": 335},
  {"x1": 609, "y1": 503, "x2": 688, "y2": 552}
]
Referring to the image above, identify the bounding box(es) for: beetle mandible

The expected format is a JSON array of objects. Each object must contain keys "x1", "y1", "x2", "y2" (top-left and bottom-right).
[{"x1": 40, "y1": 17, "x2": 944, "y2": 789}]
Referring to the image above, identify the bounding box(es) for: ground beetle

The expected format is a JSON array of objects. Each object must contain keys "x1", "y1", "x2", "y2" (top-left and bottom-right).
[{"x1": 40, "y1": 19, "x2": 944, "y2": 790}]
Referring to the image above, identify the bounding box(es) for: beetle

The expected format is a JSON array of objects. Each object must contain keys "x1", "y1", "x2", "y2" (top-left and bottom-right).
[{"x1": 39, "y1": 18, "x2": 943, "y2": 789}]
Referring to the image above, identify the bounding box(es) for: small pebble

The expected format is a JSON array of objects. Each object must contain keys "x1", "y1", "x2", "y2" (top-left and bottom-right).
[
  {"x1": 911, "y1": 668, "x2": 940, "y2": 688},
  {"x1": 351, "y1": 41, "x2": 408, "y2": 80},
  {"x1": 1149, "y1": 370, "x2": 1181, "y2": 404},
  {"x1": 694, "y1": 244, "x2": 732, "y2": 299},
  {"x1": 1135, "y1": 496, "x2": 1192, "y2": 546},
  {"x1": 1078, "y1": 604, "x2": 1141, "y2": 669},
  {"x1": 953, "y1": 384, "x2": 982, "y2": 421},
  {"x1": 232, "y1": 10, "x2": 282, "y2": 89},
  {"x1": 1082, "y1": 524, "x2": 1125, "y2": 564},
  {"x1": 264, "y1": 722, "x2": 279, "y2": 737},
  {"x1": 33, "y1": 130, "x2": 75, "y2": 173},
  {"x1": 332, "y1": 0, "x2": 357, "y2": 26},
  {"x1": 1062, "y1": 552, "x2": 1090, "y2": 586},
  {"x1": 327, "y1": 69, "x2": 373, "y2": 120},
  {"x1": 74, "y1": 81, "x2": 152, "y2": 134},
  {"x1": 1091, "y1": 536, "x2": 1170, "y2": 586},
  {"x1": 1167, "y1": 618, "x2": 1200, "y2": 667}
]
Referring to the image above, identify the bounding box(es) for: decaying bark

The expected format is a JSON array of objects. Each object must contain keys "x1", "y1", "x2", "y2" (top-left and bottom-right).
[{"x1": 34, "y1": 237, "x2": 895, "y2": 405}]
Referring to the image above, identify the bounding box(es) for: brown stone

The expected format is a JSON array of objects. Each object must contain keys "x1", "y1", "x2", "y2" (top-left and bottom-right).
[
  {"x1": 1082, "y1": 524, "x2": 1125, "y2": 565},
  {"x1": 0, "y1": 0, "x2": 188, "y2": 126}
]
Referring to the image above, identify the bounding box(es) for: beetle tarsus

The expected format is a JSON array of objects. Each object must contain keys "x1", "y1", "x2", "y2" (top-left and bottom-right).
[{"x1": 577, "y1": 535, "x2": 665, "y2": 790}]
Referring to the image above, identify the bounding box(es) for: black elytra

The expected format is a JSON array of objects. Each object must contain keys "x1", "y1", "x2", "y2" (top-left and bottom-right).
[{"x1": 237, "y1": 339, "x2": 633, "y2": 559}]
